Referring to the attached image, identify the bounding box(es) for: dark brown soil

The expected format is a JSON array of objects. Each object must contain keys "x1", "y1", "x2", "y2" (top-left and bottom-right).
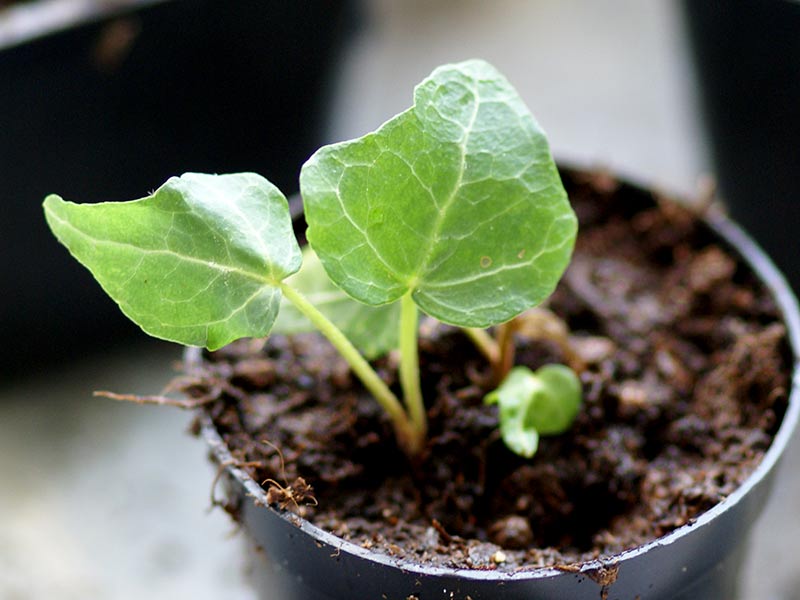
[{"x1": 189, "y1": 169, "x2": 790, "y2": 571}]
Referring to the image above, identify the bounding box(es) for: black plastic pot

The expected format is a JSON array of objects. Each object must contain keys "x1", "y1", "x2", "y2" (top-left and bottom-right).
[
  {"x1": 683, "y1": 0, "x2": 800, "y2": 293},
  {"x1": 1, "y1": 0, "x2": 355, "y2": 378},
  {"x1": 194, "y1": 184, "x2": 800, "y2": 600}
]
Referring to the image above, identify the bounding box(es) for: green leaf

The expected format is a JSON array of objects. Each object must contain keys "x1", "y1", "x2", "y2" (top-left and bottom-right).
[
  {"x1": 43, "y1": 172, "x2": 301, "y2": 350},
  {"x1": 301, "y1": 59, "x2": 577, "y2": 328},
  {"x1": 485, "y1": 364, "x2": 582, "y2": 458},
  {"x1": 274, "y1": 246, "x2": 400, "y2": 359}
]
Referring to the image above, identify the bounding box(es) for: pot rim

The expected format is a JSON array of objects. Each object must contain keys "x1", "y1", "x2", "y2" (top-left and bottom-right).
[
  {"x1": 0, "y1": 0, "x2": 168, "y2": 51},
  {"x1": 193, "y1": 193, "x2": 800, "y2": 582}
]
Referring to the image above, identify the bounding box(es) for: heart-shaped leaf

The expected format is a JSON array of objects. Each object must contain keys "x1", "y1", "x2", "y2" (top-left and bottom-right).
[
  {"x1": 44, "y1": 172, "x2": 301, "y2": 350},
  {"x1": 301, "y1": 59, "x2": 577, "y2": 327},
  {"x1": 274, "y1": 246, "x2": 400, "y2": 358}
]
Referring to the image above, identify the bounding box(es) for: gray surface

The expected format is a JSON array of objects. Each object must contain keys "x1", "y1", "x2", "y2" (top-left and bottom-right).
[
  {"x1": 2, "y1": 1, "x2": 798, "y2": 598},
  {"x1": 0, "y1": 344, "x2": 256, "y2": 600}
]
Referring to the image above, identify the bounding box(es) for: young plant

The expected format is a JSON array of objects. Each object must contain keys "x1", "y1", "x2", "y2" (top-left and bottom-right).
[
  {"x1": 43, "y1": 59, "x2": 579, "y2": 457},
  {"x1": 485, "y1": 364, "x2": 582, "y2": 458}
]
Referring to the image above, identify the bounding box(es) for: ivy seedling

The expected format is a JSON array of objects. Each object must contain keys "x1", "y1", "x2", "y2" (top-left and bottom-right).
[
  {"x1": 485, "y1": 365, "x2": 583, "y2": 458},
  {"x1": 43, "y1": 59, "x2": 580, "y2": 456}
]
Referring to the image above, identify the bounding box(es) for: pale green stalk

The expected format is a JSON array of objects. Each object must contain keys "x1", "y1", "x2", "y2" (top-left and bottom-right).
[
  {"x1": 399, "y1": 293, "x2": 427, "y2": 443},
  {"x1": 464, "y1": 327, "x2": 500, "y2": 364},
  {"x1": 495, "y1": 320, "x2": 518, "y2": 382},
  {"x1": 280, "y1": 283, "x2": 420, "y2": 454}
]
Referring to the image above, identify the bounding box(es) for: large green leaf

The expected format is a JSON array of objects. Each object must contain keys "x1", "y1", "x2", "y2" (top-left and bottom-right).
[
  {"x1": 274, "y1": 246, "x2": 400, "y2": 358},
  {"x1": 43, "y1": 172, "x2": 301, "y2": 350},
  {"x1": 301, "y1": 59, "x2": 577, "y2": 327}
]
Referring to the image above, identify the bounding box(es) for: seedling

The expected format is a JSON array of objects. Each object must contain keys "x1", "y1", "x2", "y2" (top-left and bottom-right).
[
  {"x1": 485, "y1": 365, "x2": 582, "y2": 458},
  {"x1": 43, "y1": 59, "x2": 580, "y2": 457}
]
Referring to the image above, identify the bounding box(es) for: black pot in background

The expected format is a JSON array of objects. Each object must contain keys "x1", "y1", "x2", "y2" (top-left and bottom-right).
[
  {"x1": 1, "y1": 0, "x2": 356, "y2": 379},
  {"x1": 683, "y1": 0, "x2": 800, "y2": 292}
]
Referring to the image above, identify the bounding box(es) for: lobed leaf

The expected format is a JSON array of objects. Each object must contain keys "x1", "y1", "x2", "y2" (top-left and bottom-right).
[
  {"x1": 301, "y1": 59, "x2": 577, "y2": 327},
  {"x1": 274, "y1": 246, "x2": 400, "y2": 359},
  {"x1": 43, "y1": 172, "x2": 301, "y2": 350}
]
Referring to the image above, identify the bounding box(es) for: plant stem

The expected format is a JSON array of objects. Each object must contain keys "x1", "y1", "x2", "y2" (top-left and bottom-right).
[
  {"x1": 399, "y1": 293, "x2": 427, "y2": 445},
  {"x1": 495, "y1": 320, "x2": 519, "y2": 383},
  {"x1": 280, "y1": 283, "x2": 419, "y2": 454},
  {"x1": 464, "y1": 327, "x2": 500, "y2": 364}
]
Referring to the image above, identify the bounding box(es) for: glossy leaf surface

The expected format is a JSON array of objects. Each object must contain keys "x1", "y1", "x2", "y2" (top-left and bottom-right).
[
  {"x1": 44, "y1": 172, "x2": 300, "y2": 350},
  {"x1": 301, "y1": 59, "x2": 576, "y2": 327}
]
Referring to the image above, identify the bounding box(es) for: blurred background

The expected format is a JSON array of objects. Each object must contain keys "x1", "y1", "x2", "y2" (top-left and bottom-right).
[{"x1": 1, "y1": 0, "x2": 798, "y2": 598}]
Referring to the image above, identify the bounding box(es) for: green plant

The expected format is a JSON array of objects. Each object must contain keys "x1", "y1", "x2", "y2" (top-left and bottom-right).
[
  {"x1": 485, "y1": 364, "x2": 582, "y2": 458},
  {"x1": 43, "y1": 59, "x2": 580, "y2": 457}
]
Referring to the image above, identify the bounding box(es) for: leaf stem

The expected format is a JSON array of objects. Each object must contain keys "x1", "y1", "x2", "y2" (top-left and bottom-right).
[
  {"x1": 399, "y1": 293, "x2": 427, "y2": 446},
  {"x1": 495, "y1": 320, "x2": 519, "y2": 383},
  {"x1": 464, "y1": 327, "x2": 500, "y2": 364},
  {"x1": 280, "y1": 282, "x2": 419, "y2": 454}
]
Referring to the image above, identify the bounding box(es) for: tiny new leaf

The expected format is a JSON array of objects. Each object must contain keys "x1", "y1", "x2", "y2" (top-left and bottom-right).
[
  {"x1": 43, "y1": 172, "x2": 301, "y2": 350},
  {"x1": 485, "y1": 364, "x2": 582, "y2": 458},
  {"x1": 301, "y1": 59, "x2": 577, "y2": 328},
  {"x1": 274, "y1": 246, "x2": 400, "y2": 359}
]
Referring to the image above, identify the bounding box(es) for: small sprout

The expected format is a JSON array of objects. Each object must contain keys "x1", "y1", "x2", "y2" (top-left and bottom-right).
[{"x1": 485, "y1": 364, "x2": 582, "y2": 458}]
